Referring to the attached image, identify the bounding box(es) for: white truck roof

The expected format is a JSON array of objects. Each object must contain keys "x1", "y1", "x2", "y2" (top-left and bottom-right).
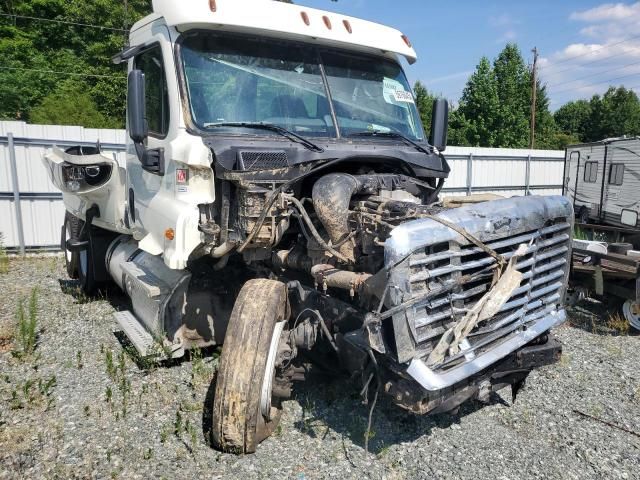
[{"x1": 138, "y1": 0, "x2": 417, "y2": 64}]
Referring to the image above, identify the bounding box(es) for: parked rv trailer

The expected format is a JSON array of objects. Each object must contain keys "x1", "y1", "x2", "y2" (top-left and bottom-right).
[{"x1": 564, "y1": 137, "x2": 640, "y2": 229}]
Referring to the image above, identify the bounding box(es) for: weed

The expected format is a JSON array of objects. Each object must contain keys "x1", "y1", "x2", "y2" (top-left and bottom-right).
[
  {"x1": 14, "y1": 288, "x2": 39, "y2": 358},
  {"x1": 84, "y1": 405, "x2": 90, "y2": 417},
  {"x1": 105, "y1": 386, "x2": 113, "y2": 404},
  {"x1": 0, "y1": 233, "x2": 9, "y2": 274},
  {"x1": 160, "y1": 426, "x2": 170, "y2": 444},
  {"x1": 377, "y1": 444, "x2": 390, "y2": 458},
  {"x1": 606, "y1": 312, "x2": 629, "y2": 335},
  {"x1": 174, "y1": 410, "x2": 183, "y2": 436},
  {"x1": 76, "y1": 350, "x2": 83, "y2": 369},
  {"x1": 189, "y1": 347, "x2": 215, "y2": 388},
  {"x1": 117, "y1": 350, "x2": 126, "y2": 376},
  {"x1": 573, "y1": 226, "x2": 588, "y2": 240},
  {"x1": 9, "y1": 375, "x2": 56, "y2": 411},
  {"x1": 0, "y1": 319, "x2": 14, "y2": 352},
  {"x1": 105, "y1": 349, "x2": 116, "y2": 380},
  {"x1": 143, "y1": 447, "x2": 153, "y2": 460},
  {"x1": 185, "y1": 420, "x2": 198, "y2": 447}
]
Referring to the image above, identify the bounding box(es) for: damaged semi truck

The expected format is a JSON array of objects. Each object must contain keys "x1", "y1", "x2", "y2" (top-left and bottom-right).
[{"x1": 43, "y1": 0, "x2": 573, "y2": 453}]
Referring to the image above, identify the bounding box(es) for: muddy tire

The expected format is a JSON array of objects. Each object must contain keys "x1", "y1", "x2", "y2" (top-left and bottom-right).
[
  {"x1": 62, "y1": 211, "x2": 83, "y2": 279},
  {"x1": 212, "y1": 279, "x2": 289, "y2": 453}
]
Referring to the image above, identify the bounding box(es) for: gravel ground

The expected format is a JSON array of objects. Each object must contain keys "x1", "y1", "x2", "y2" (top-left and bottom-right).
[{"x1": 0, "y1": 256, "x2": 639, "y2": 479}]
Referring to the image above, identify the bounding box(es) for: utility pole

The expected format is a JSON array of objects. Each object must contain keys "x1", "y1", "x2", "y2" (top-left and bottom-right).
[{"x1": 530, "y1": 47, "x2": 539, "y2": 149}]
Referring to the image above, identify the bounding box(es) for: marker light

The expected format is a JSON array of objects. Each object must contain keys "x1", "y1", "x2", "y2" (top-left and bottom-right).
[
  {"x1": 401, "y1": 34, "x2": 412, "y2": 48},
  {"x1": 343, "y1": 20, "x2": 352, "y2": 34},
  {"x1": 300, "y1": 11, "x2": 310, "y2": 26},
  {"x1": 209, "y1": 0, "x2": 217, "y2": 12},
  {"x1": 323, "y1": 16, "x2": 332, "y2": 30}
]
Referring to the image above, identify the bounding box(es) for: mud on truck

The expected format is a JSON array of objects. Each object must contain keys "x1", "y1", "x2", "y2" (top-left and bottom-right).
[{"x1": 43, "y1": 0, "x2": 573, "y2": 453}]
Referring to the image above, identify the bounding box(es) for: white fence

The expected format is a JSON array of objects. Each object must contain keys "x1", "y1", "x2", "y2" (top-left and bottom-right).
[{"x1": 0, "y1": 121, "x2": 565, "y2": 252}]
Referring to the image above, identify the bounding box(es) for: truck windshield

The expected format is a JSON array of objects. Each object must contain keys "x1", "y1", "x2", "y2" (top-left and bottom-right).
[{"x1": 179, "y1": 33, "x2": 425, "y2": 141}]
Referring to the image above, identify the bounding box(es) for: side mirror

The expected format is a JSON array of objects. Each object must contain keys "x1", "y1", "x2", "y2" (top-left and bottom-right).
[
  {"x1": 126, "y1": 69, "x2": 164, "y2": 175},
  {"x1": 430, "y1": 98, "x2": 449, "y2": 152},
  {"x1": 127, "y1": 69, "x2": 147, "y2": 143}
]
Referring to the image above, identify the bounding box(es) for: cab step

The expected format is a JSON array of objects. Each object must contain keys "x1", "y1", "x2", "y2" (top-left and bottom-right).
[{"x1": 113, "y1": 310, "x2": 183, "y2": 360}]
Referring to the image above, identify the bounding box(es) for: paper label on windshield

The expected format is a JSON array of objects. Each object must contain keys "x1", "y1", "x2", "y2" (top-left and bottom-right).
[
  {"x1": 393, "y1": 90, "x2": 415, "y2": 103},
  {"x1": 383, "y1": 77, "x2": 414, "y2": 105}
]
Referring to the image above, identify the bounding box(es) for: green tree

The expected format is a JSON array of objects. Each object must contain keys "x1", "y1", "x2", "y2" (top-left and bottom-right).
[
  {"x1": 413, "y1": 81, "x2": 436, "y2": 135},
  {"x1": 554, "y1": 100, "x2": 591, "y2": 142},
  {"x1": 588, "y1": 86, "x2": 640, "y2": 141},
  {"x1": 455, "y1": 57, "x2": 500, "y2": 146},
  {"x1": 30, "y1": 79, "x2": 119, "y2": 128},
  {"x1": 492, "y1": 43, "x2": 531, "y2": 147},
  {"x1": 0, "y1": 0, "x2": 150, "y2": 126},
  {"x1": 532, "y1": 80, "x2": 558, "y2": 148}
]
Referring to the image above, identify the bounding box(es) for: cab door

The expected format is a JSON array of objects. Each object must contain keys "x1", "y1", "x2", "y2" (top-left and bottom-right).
[{"x1": 126, "y1": 32, "x2": 172, "y2": 252}]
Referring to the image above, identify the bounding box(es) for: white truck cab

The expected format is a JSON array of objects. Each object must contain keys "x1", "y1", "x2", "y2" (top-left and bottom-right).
[{"x1": 44, "y1": 0, "x2": 573, "y2": 454}]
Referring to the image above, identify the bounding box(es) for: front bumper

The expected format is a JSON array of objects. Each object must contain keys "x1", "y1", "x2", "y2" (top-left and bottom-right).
[
  {"x1": 380, "y1": 195, "x2": 573, "y2": 391},
  {"x1": 406, "y1": 309, "x2": 566, "y2": 390}
]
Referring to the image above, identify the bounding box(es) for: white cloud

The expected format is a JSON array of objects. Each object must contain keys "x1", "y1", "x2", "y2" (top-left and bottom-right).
[
  {"x1": 488, "y1": 13, "x2": 518, "y2": 44},
  {"x1": 569, "y1": 2, "x2": 640, "y2": 22},
  {"x1": 541, "y1": 2, "x2": 640, "y2": 108}
]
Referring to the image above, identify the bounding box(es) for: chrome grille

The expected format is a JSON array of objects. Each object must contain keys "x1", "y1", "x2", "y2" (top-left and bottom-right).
[
  {"x1": 407, "y1": 221, "x2": 571, "y2": 369},
  {"x1": 384, "y1": 195, "x2": 574, "y2": 375}
]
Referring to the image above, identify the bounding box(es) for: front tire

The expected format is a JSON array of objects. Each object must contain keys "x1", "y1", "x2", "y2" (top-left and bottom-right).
[
  {"x1": 212, "y1": 279, "x2": 289, "y2": 453},
  {"x1": 77, "y1": 236, "x2": 97, "y2": 296},
  {"x1": 62, "y1": 212, "x2": 83, "y2": 279}
]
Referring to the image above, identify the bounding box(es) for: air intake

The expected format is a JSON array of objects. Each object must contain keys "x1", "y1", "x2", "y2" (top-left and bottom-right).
[{"x1": 237, "y1": 150, "x2": 288, "y2": 171}]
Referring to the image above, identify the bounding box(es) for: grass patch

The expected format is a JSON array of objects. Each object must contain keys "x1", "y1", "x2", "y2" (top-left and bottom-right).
[
  {"x1": 606, "y1": 312, "x2": 630, "y2": 335},
  {"x1": 0, "y1": 319, "x2": 14, "y2": 352},
  {"x1": 0, "y1": 232, "x2": 9, "y2": 274},
  {"x1": 13, "y1": 288, "x2": 39, "y2": 359},
  {"x1": 9, "y1": 375, "x2": 57, "y2": 411},
  {"x1": 573, "y1": 226, "x2": 588, "y2": 240}
]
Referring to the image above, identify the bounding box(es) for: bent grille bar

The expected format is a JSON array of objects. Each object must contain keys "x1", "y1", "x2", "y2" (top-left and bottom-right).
[{"x1": 383, "y1": 195, "x2": 573, "y2": 389}]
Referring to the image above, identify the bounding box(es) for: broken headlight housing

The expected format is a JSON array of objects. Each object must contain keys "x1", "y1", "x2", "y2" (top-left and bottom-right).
[{"x1": 62, "y1": 163, "x2": 112, "y2": 191}]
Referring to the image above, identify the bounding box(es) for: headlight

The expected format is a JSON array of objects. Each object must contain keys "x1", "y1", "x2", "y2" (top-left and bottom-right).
[{"x1": 62, "y1": 163, "x2": 112, "y2": 190}]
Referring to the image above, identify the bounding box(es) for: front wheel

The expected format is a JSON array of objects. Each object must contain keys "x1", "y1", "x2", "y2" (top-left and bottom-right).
[
  {"x1": 211, "y1": 279, "x2": 290, "y2": 453},
  {"x1": 62, "y1": 212, "x2": 83, "y2": 279}
]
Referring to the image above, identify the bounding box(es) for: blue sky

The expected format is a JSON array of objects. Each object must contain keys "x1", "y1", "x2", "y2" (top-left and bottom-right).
[{"x1": 297, "y1": 0, "x2": 640, "y2": 110}]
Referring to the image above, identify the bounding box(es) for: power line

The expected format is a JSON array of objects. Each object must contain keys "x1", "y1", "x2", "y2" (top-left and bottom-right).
[
  {"x1": 546, "y1": 59, "x2": 640, "y2": 89},
  {"x1": 550, "y1": 71, "x2": 640, "y2": 95},
  {"x1": 541, "y1": 48, "x2": 640, "y2": 79},
  {"x1": 0, "y1": 65, "x2": 125, "y2": 79},
  {"x1": 0, "y1": 12, "x2": 128, "y2": 32},
  {"x1": 540, "y1": 33, "x2": 640, "y2": 70}
]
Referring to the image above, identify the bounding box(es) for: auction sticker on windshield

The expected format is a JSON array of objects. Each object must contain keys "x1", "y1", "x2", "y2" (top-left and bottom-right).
[{"x1": 383, "y1": 77, "x2": 414, "y2": 105}]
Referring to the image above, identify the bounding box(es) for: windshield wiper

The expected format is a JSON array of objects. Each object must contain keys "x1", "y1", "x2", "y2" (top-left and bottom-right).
[
  {"x1": 204, "y1": 122, "x2": 324, "y2": 153},
  {"x1": 349, "y1": 130, "x2": 430, "y2": 155}
]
